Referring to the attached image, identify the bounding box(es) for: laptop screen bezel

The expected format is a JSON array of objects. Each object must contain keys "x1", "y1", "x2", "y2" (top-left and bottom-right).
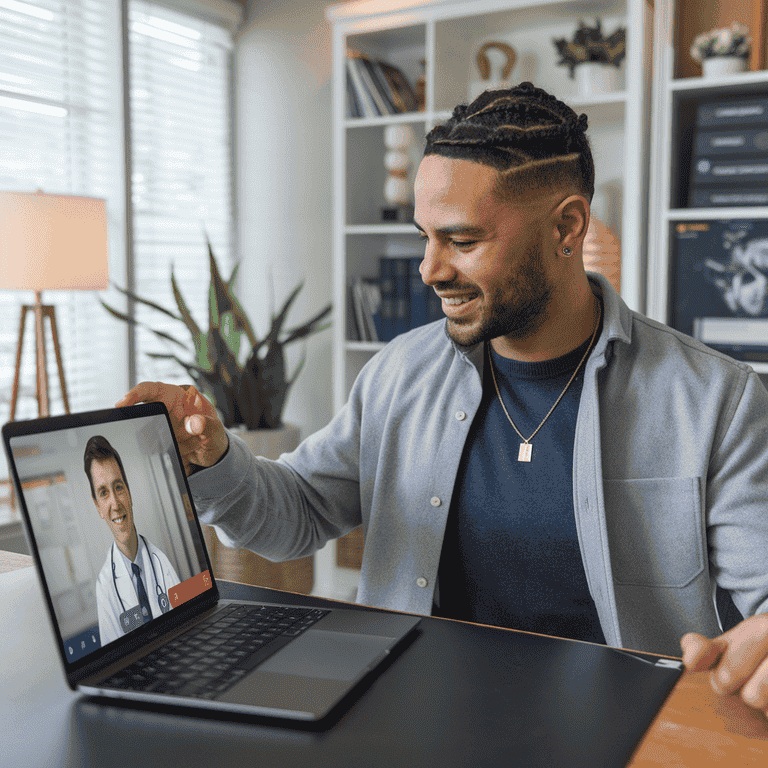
[{"x1": 2, "y1": 402, "x2": 221, "y2": 687}]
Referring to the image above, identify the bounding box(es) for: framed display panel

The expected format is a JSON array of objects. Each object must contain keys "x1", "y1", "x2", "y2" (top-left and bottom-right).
[{"x1": 670, "y1": 218, "x2": 768, "y2": 361}]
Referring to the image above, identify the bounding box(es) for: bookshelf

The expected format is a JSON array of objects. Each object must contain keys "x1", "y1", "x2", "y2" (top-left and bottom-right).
[
  {"x1": 647, "y1": 0, "x2": 768, "y2": 374},
  {"x1": 323, "y1": 0, "x2": 654, "y2": 594}
]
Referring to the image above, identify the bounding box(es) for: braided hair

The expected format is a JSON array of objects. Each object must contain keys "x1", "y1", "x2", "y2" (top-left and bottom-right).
[{"x1": 424, "y1": 82, "x2": 594, "y2": 201}]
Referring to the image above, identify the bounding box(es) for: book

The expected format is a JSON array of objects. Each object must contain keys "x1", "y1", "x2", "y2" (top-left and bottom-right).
[
  {"x1": 345, "y1": 57, "x2": 379, "y2": 118},
  {"x1": 690, "y1": 187, "x2": 768, "y2": 208},
  {"x1": 695, "y1": 127, "x2": 768, "y2": 156},
  {"x1": 350, "y1": 278, "x2": 382, "y2": 342},
  {"x1": 378, "y1": 61, "x2": 419, "y2": 113},
  {"x1": 692, "y1": 156, "x2": 768, "y2": 185},
  {"x1": 696, "y1": 97, "x2": 768, "y2": 128}
]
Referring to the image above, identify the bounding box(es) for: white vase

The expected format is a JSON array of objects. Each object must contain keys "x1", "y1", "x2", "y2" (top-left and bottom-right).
[
  {"x1": 702, "y1": 56, "x2": 747, "y2": 78},
  {"x1": 231, "y1": 423, "x2": 301, "y2": 460},
  {"x1": 576, "y1": 62, "x2": 621, "y2": 98}
]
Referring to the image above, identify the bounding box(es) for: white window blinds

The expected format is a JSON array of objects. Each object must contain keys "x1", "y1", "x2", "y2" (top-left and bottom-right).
[
  {"x1": 0, "y1": 0, "x2": 125, "y2": 424},
  {"x1": 127, "y1": 0, "x2": 235, "y2": 385}
]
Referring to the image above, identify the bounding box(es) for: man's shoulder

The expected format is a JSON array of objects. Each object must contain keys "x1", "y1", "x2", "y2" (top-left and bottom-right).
[{"x1": 628, "y1": 311, "x2": 754, "y2": 378}]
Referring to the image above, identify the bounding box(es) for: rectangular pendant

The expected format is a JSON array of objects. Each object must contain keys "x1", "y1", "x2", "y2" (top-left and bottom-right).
[{"x1": 518, "y1": 442, "x2": 532, "y2": 462}]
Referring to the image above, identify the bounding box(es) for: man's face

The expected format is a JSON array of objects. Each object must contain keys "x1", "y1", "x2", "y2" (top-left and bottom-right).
[
  {"x1": 414, "y1": 154, "x2": 554, "y2": 348},
  {"x1": 91, "y1": 458, "x2": 134, "y2": 548}
]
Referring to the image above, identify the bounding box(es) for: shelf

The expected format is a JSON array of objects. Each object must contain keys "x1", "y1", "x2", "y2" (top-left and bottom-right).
[
  {"x1": 346, "y1": 223, "x2": 417, "y2": 234},
  {"x1": 345, "y1": 112, "x2": 427, "y2": 128},
  {"x1": 346, "y1": 341, "x2": 386, "y2": 353},
  {"x1": 665, "y1": 207, "x2": 768, "y2": 221},
  {"x1": 569, "y1": 91, "x2": 628, "y2": 107},
  {"x1": 749, "y1": 362, "x2": 768, "y2": 374},
  {"x1": 669, "y1": 70, "x2": 768, "y2": 97}
]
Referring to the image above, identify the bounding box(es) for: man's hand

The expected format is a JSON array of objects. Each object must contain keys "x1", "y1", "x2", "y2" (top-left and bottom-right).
[
  {"x1": 116, "y1": 382, "x2": 229, "y2": 474},
  {"x1": 681, "y1": 613, "x2": 768, "y2": 718}
]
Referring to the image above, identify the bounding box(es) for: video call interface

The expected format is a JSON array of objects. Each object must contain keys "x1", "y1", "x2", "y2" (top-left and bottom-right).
[{"x1": 9, "y1": 413, "x2": 212, "y2": 663}]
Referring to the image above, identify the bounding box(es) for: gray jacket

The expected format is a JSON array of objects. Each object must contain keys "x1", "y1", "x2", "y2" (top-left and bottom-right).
[{"x1": 189, "y1": 274, "x2": 768, "y2": 655}]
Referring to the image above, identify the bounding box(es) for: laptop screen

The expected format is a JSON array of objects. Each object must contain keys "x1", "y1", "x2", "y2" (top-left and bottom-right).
[{"x1": 4, "y1": 405, "x2": 213, "y2": 665}]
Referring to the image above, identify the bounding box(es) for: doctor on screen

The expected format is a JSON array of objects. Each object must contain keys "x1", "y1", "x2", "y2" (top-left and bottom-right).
[{"x1": 84, "y1": 435, "x2": 180, "y2": 646}]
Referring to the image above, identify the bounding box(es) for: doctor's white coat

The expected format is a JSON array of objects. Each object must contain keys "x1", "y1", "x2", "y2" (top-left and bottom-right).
[{"x1": 96, "y1": 535, "x2": 180, "y2": 646}]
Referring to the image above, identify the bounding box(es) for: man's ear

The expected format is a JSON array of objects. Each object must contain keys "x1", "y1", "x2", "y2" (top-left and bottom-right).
[{"x1": 554, "y1": 194, "x2": 590, "y2": 255}]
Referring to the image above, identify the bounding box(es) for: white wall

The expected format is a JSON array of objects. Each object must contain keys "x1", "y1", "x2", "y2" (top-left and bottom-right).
[{"x1": 235, "y1": 0, "x2": 336, "y2": 438}]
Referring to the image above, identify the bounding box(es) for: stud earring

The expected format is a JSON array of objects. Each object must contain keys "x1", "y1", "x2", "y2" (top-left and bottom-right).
[{"x1": 562, "y1": 246, "x2": 572, "y2": 256}]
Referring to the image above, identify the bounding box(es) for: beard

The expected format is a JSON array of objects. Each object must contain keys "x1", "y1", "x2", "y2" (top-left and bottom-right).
[{"x1": 443, "y1": 242, "x2": 552, "y2": 348}]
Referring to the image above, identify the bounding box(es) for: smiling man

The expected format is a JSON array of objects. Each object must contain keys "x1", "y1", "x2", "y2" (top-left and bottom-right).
[
  {"x1": 118, "y1": 83, "x2": 768, "y2": 718},
  {"x1": 85, "y1": 435, "x2": 180, "y2": 645}
]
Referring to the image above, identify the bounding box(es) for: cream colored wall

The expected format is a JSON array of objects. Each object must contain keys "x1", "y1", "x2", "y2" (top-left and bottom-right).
[{"x1": 235, "y1": 0, "x2": 337, "y2": 437}]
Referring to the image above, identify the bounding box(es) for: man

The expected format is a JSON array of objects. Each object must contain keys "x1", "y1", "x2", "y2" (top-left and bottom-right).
[
  {"x1": 85, "y1": 435, "x2": 180, "y2": 645},
  {"x1": 118, "y1": 83, "x2": 768, "y2": 717}
]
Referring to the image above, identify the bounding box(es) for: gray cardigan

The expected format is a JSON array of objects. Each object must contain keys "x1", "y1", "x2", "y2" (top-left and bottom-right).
[{"x1": 189, "y1": 274, "x2": 768, "y2": 656}]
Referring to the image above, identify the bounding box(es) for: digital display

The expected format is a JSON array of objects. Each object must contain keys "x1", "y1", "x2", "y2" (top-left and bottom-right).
[{"x1": 9, "y1": 412, "x2": 212, "y2": 663}]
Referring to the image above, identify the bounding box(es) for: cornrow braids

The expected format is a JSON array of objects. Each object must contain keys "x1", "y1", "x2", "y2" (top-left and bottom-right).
[{"x1": 424, "y1": 82, "x2": 594, "y2": 201}]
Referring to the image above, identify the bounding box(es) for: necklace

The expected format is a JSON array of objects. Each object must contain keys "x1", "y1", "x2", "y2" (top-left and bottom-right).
[{"x1": 487, "y1": 298, "x2": 602, "y2": 463}]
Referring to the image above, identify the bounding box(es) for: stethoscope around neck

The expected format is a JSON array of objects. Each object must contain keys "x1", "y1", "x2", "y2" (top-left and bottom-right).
[{"x1": 111, "y1": 534, "x2": 170, "y2": 616}]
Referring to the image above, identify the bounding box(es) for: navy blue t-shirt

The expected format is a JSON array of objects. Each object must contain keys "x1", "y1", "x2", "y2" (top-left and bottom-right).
[{"x1": 435, "y1": 329, "x2": 606, "y2": 644}]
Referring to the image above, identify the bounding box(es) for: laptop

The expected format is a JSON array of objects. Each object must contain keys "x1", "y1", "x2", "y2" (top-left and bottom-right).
[{"x1": 2, "y1": 402, "x2": 420, "y2": 721}]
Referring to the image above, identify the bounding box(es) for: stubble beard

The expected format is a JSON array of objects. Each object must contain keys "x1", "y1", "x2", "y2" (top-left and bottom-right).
[{"x1": 444, "y1": 242, "x2": 552, "y2": 348}]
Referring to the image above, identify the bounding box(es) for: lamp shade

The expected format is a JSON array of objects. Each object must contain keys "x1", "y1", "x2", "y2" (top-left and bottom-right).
[{"x1": 0, "y1": 191, "x2": 108, "y2": 291}]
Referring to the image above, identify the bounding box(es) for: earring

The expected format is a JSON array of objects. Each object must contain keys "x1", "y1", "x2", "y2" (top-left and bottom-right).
[{"x1": 562, "y1": 246, "x2": 572, "y2": 256}]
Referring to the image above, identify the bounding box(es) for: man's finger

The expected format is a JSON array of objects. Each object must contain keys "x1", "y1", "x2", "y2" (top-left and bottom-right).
[
  {"x1": 185, "y1": 413, "x2": 207, "y2": 435},
  {"x1": 681, "y1": 632, "x2": 726, "y2": 671},
  {"x1": 739, "y1": 653, "x2": 768, "y2": 710},
  {"x1": 708, "y1": 615, "x2": 768, "y2": 696},
  {"x1": 116, "y1": 381, "x2": 172, "y2": 407}
]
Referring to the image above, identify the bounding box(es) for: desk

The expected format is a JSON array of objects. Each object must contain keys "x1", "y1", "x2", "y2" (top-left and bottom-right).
[{"x1": 1, "y1": 551, "x2": 766, "y2": 766}]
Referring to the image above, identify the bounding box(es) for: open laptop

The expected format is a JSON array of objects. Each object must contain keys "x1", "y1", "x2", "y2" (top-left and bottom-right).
[{"x1": 2, "y1": 402, "x2": 420, "y2": 721}]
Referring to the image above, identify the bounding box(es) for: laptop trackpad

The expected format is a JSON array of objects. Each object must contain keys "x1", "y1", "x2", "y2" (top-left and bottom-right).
[{"x1": 258, "y1": 629, "x2": 392, "y2": 681}]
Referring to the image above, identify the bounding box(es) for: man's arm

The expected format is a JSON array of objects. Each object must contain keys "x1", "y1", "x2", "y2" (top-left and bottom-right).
[
  {"x1": 682, "y1": 369, "x2": 768, "y2": 717},
  {"x1": 118, "y1": 381, "x2": 365, "y2": 563}
]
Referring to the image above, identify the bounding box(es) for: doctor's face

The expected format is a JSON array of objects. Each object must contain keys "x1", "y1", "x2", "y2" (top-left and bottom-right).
[{"x1": 91, "y1": 458, "x2": 134, "y2": 548}]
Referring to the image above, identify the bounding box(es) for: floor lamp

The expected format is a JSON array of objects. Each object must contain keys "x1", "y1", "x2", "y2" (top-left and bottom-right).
[{"x1": 0, "y1": 191, "x2": 109, "y2": 420}]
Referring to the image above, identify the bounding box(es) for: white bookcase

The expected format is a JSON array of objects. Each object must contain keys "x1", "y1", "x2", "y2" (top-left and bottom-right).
[
  {"x1": 320, "y1": 0, "x2": 653, "y2": 598},
  {"x1": 647, "y1": 0, "x2": 768, "y2": 374}
]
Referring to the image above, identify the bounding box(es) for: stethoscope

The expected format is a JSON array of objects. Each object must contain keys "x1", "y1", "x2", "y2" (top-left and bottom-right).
[{"x1": 111, "y1": 534, "x2": 170, "y2": 617}]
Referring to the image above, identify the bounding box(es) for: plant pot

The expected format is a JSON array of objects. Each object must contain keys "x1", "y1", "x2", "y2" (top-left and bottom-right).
[
  {"x1": 575, "y1": 62, "x2": 621, "y2": 98},
  {"x1": 702, "y1": 56, "x2": 747, "y2": 78},
  {"x1": 202, "y1": 423, "x2": 314, "y2": 594},
  {"x1": 231, "y1": 423, "x2": 301, "y2": 461}
]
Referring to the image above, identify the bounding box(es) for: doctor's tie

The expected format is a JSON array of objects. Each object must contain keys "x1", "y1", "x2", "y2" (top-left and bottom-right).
[{"x1": 131, "y1": 562, "x2": 153, "y2": 624}]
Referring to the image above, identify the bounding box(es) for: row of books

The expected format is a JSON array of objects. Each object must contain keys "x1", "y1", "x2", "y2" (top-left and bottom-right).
[
  {"x1": 350, "y1": 256, "x2": 442, "y2": 343},
  {"x1": 346, "y1": 51, "x2": 419, "y2": 119},
  {"x1": 688, "y1": 95, "x2": 768, "y2": 208}
]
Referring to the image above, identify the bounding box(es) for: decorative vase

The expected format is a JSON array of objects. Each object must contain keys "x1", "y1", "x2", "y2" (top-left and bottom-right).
[
  {"x1": 576, "y1": 62, "x2": 621, "y2": 97},
  {"x1": 582, "y1": 215, "x2": 621, "y2": 292},
  {"x1": 202, "y1": 423, "x2": 314, "y2": 594},
  {"x1": 702, "y1": 56, "x2": 747, "y2": 78}
]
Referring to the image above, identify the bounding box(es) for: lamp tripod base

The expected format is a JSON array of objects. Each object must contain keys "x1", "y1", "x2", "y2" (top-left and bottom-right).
[{"x1": 9, "y1": 292, "x2": 71, "y2": 420}]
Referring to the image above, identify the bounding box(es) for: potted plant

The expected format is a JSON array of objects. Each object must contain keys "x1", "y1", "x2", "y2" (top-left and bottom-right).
[
  {"x1": 553, "y1": 19, "x2": 626, "y2": 97},
  {"x1": 690, "y1": 22, "x2": 751, "y2": 78},
  {"x1": 101, "y1": 241, "x2": 331, "y2": 445},
  {"x1": 102, "y1": 242, "x2": 331, "y2": 593}
]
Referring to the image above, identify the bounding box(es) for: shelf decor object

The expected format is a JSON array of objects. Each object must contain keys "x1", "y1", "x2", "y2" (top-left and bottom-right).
[
  {"x1": 553, "y1": 19, "x2": 627, "y2": 96},
  {"x1": 382, "y1": 123, "x2": 416, "y2": 222},
  {"x1": 690, "y1": 22, "x2": 751, "y2": 78},
  {"x1": 0, "y1": 190, "x2": 109, "y2": 420},
  {"x1": 468, "y1": 41, "x2": 517, "y2": 102}
]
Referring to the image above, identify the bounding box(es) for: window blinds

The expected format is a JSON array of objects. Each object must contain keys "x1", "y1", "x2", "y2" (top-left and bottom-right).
[
  {"x1": 127, "y1": 0, "x2": 235, "y2": 385},
  {"x1": 0, "y1": 0, "x2": 124, "y2": 425}
]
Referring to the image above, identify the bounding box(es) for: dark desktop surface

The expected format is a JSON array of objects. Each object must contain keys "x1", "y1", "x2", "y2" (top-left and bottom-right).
[{"x1": 68, "y1": 581, "x2": 680, "y2": 768}]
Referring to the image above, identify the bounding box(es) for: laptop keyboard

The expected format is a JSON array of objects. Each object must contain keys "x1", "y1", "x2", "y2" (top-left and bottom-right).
[{"x1": 102, "y1": 603, "x2": 329, "y2": 700}]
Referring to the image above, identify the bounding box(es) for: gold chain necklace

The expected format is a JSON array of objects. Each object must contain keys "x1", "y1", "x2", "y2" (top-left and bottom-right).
[{"x1": 487, "y1": 299, "x2": 602, "y2": 463}]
